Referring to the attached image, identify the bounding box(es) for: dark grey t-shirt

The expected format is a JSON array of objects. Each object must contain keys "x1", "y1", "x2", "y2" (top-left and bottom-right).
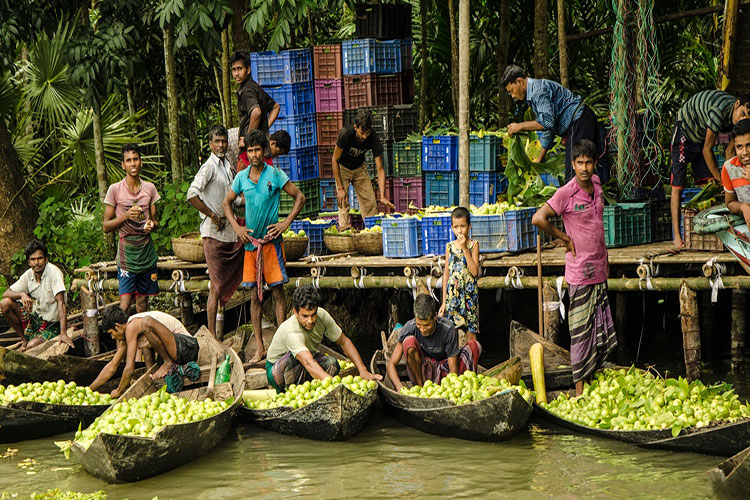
[
  {"x1": 397, "y1": 317, "x2": 459, "y2": 361},
  {"x1": 336, "y1": 126, "x2": 383, "y2": 169}
]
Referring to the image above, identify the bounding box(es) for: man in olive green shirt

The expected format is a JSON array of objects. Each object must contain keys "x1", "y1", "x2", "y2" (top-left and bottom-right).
[{"x1": 266, "y1": 285, "x2": 380, "y2": 391}]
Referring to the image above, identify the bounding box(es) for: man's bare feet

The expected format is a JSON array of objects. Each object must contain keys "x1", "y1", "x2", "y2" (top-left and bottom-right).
[
  {"x1": 247, "y1": 351, "x2": 266, "y2": 364},
  {"x1": 151, "y1": 362, "x2": 173, "y2": 379}
]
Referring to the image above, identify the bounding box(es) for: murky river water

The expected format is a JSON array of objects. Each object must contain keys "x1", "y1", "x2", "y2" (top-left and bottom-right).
[{"x1": 0, "y1": 404, "x2": 719, "y2": 500}]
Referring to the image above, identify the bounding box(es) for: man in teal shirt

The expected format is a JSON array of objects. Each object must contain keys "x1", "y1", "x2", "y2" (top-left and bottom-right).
[{"x1": 223, "y1": 129, "x2": 305, "y2": 362}]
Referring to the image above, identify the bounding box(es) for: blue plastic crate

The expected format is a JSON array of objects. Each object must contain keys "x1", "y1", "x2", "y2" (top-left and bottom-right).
[
  {"x1": 469, "y1": 172, "x2": 500, "y2": 206},
  {"x1": 364, "y1": 213, "x2": 402, "y2": 228},
  {"x1": 400, "y1": 38, "x2": 413, "y2": 70},
  {"x1": 275, "y1": 146, "x2": 318, "y2": 181},
  {"x1": 425, "y1": 171, "x2": 459, "y2": 207},
  {"x1": 348, "y1": 185, "x2": 360, "y2": 210},
  {"x1": 422, "y1": 214, "x2": 454, "y2": 256},
  {"x1": 342, "y1": 39, "x2": 376, "y2": 75},
  {"x1": 290, "y1": 220, "x2": 308, "y2": 233},
  {"x1": 681, "y1": 187, "x2": 702, "y2": 204},
  {"x1": 471, "y1": 208, "x2": 537, "y2": 253},
  {"x1": 263, "y1": 82, "x2": 315, "y2": 118},
  {"x1": 469, "y1": 135, "x2": 504, "y2": 172},
  {"x1": 251, "y1": 49, "x2": 313, "y2": 86},
  {"x1": 374, "y1": 39, "x2": 401, "y2": 74},
  {"x1": 383, "y1": 217, "x2": 422, "y2": 257},
  {"x1": 539, "y1": 173, "x2": 561, "y2": 187},
  {"x1": 422, "y1": 135, "x2": 458, "y2": 172},
  {"x1": 320, "y1": 178, "x2": 338, "y2": 211},
  {"x1": 307, "y1": 219, "x2": 337, "y2": 255},
  {"x1": 270, "y1": 114, "x2": 317, "y2": 149}
]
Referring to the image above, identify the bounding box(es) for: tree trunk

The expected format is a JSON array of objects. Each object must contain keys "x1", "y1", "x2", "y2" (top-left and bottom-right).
[
  {"x1": 221, "y1": 28, "x2": 233, "y2": 128},
  {"x1": 214, "y1": 65, "x2": 227, "y2": 126},
  {"x1": 448, "y1": 0, "x2": 459, "y2": 121},
  {"x1": 0, "y1": 119, "x2": 37, "y2": 280},
  {"x1": 163, "y1": 26, "x2": 183, "y2": 183},
  {"x1": 308, "y1": 10, "x2": 316, "y2": 46},
  {"x1": 533, "y1": 0, "x2": 549, "y2": 79},
  {"x1": 496, "y1": 0, "x2": 511, "y2": 127},
  {"x1": 125, "y1": 76, "x2": 135, "y2": 117},
  {"x1": 556, "y1": 0, "x2": 569, "y2": 87},
  {"x1": 458, "y1": 0, "x2": 470, "y2": 207},
  {"x1": 230, "y1": 0, "x2": 251, "y2": 52},
  {"x1": 157, "y1": 95, "x2": 166, "y2": 165},
  {"x1": 419, "y1": 0, "x2": 428, "y2": 132},
  {"x1": 91, "y1": 101, "x2": 108, "y2": 201}
]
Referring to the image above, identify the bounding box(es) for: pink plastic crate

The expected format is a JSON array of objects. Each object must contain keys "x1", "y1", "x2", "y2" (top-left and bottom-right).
[
  {"x1": 392, "y1": 177, "x2": 424, "y2": 213},
  {"x1": 314, "y1": 79, "x2": 344, "y2": 112}
]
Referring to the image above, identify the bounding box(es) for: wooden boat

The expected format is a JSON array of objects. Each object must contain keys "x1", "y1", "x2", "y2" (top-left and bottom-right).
[
  {"x1": 694, "y1": 204, "x2": 750, "y2": 273},
  {"x1": 708, "y1": 446, "x2": 750, "y2": 500},
  {"x1": 70, "y1": 327, "x2": 245, "y2": 483},
  {"x1": 0, "y1": 343, "x2": 112, "y2": 387},
  {"x1": 509, "y1": 320, "x2": 573, "y2": 390},
  {"x1": 370, "y1": 349, "x2": 533, "y2": 442}
]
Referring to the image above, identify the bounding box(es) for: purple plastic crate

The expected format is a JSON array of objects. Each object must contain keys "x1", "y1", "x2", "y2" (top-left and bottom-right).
[
  {"x1": 422, "y1": 214, "x2": 454, "y2": 256},
  {"x1": 264, "y1": 82, "x2": 315, "y2": 118},
  {"x1": 275, "y1": 146, "x2": 319, "y2": 181},
  {"x1": 314, "y1": 79, "x2": 344, "y2": 112},
  {"x1": 392, "y1": 177, "x2": 424, "y2": 213}
]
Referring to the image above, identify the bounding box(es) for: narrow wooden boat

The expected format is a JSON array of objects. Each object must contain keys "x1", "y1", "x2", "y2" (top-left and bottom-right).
[
  {"x1": 509, "y1": 321, "x2": 573, "y2": 390},
  {"x1": 694, "y1": 204, "x2": 750, "y2": 273},
  {"x1": 70, "y1": 327, "x2": 244, "y2": 483},
  {"x1": 708, "y1": 446, "x2": 750, "y2": 500},
  {"x1": 370, "y1": 349, "x2": 532, "y2": 442},
  {"x1": 0, "y1": 344, "x2": 112, "y2": 387}
]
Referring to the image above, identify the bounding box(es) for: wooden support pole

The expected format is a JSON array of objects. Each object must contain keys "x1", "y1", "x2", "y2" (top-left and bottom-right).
[
  {"x1": 718, "y1": 0, "x2": 740, "y2": 89},
  {"x1": 80, "y1": 287, "x2": 100, "y2": 357},
  {"x1": 731, "y1": 289, "x2": 746, "y2": 374},
  {"x1": 615, "y1": 292, "x2": 627, "y2": 353},
  {"x1": 700, "y1": 291, "x2": 714, "y2": 358},
  {"x1": 216, "y1": 303, "x2": 225, "y2": 340},
  {"x1": 179, "y1": 292, "x2": 194, "y2": 326},
  {"x1": 679, "y1": 282, "x2": 702, "y2": 381},
  {"x1": 542, "y1": 283, "x2": 560, "y2": 344}
]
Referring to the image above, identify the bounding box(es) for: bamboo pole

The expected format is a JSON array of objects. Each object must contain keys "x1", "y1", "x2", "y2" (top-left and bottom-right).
[
  {"x1": 731, "y1": 289, "x2": 745, "y2": 374},
  {"x1": 80, "y1": 287, "x2": 100, "y2": 357},
  {"x1": 718, "y1": 0, "x2": 740, "y2": 90},
  {"x1": 542, "y1": 283, "x2": 560, "y2": 344},
  {"x1": 680, "y1": 282, "x2": 702, "y2": 381}
]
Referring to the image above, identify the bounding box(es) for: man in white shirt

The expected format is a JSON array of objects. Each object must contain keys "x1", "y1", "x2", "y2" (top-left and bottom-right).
[{"x1": 0, "y1": 240, "x2": 73, "y2": 351}]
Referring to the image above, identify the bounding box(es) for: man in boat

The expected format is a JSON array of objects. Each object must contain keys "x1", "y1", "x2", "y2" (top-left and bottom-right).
[
  {"x1": 532, "y1": 139, "x2": 617, "y2": 396},
  {"x1": 90, "y1": 305, "x2": 199, "y2": 397},
  {"x1": 231, "y1": 51, "x2": 280, "y2": 152},
  {"x1": 102, "y1": 143, "x2": 160, "y2": 314},
  {"x1": 669, "y1": 91, "x2": 750, "y2": 248},
  {"x1": 502, "y1": 64, "x2": 601, "y2": 182},
  {"x1": 0, "y1": 240, "x2": 74, "y2": 351},
  {"x1": 265, "y1": 285, "x2": 380, "y2": 391},
  {"x1": 222, "y1": 129, "x2": 305, "y2": 363},
  {"x1": 722, "y1": 119, "x2": 750, "y2": 226},
  {"x1": 385, "y1": 294, "x2": 481, "y2": 392},
  {"x1": 187, "y1": 124, "x2": 244, "y2": 339}
]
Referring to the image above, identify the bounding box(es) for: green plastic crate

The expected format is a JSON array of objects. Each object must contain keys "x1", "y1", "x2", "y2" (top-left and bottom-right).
[
  {"x1": 603, "y1": 202, "x2": 651, "y2": 248},
  {"x1": 280, "y1": 178, "x2": 320, "y2": 216},
  {"x1": 393, "y1": 140, "x2": 421, "y2": 177}
]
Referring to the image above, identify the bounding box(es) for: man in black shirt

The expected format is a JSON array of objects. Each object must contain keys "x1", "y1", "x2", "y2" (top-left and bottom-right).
[
  {"x1": 230, "y1": 51, "x2": 280, "y2": 150},
  {"x1": 333, "y1": 108, "x2": 394, "y2": 229}
]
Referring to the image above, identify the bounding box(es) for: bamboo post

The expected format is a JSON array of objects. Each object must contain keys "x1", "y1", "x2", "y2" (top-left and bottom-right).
[
  {"x1": 615, "y1": 292, "x2": 627, "y2": 353},
  {"x1": 718, "y1": 0, "x2": 740, "y2": 89},
  {"x1": 179, "y1": 292, "x2": 194, "y2": 326},
  {"x1": 731, "y1": 289, "x2": 745, "y2": 374},
  {"x1": 679, "y1": 282, "x2": 702, "y2": 381},
  {"x1": 542, "y1": 283, "x2": 560, "y2": 344},
  {"x1": 80, "y1": 287, "x2": 100, "y2": 357}
]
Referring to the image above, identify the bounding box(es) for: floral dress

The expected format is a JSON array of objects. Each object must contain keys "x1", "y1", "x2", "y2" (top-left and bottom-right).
[{"x1": 445, "y1": 239, "x2": 479, "y2": 335}]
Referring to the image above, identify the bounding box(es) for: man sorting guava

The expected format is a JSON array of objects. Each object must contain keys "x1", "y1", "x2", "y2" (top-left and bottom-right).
[
  {"x1": 265, "y1": 285, "x2": 380, "y2": 391},
  {"x1": 90, "y1": 305, "x2": 199, "y2": 397}
]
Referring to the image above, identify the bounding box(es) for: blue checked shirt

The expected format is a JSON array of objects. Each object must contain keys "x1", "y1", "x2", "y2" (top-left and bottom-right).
[{"x1": 525, "y1": 77, "x2": 583, "y2": 150}]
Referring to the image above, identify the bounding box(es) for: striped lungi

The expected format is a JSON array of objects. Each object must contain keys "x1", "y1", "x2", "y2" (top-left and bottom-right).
[{"x1": 568, "y1": 282, "x2": 617, "y2": 382}]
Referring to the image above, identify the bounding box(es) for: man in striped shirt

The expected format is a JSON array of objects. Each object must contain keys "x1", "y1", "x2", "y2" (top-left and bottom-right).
[
  {"x1": 502, "y1": 64, "x2": 600, "y2": 182},
  {"x1": 670, "y1": 90, "x2": 749, "y2": 248}
]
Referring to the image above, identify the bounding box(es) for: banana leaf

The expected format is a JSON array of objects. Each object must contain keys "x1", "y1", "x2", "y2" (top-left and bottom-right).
[{"x1": 502, "y1": 133, "x2": 565, "y2": 206}]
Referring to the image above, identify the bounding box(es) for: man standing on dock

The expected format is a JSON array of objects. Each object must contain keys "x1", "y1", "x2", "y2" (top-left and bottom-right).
[
  {"x1": 188, "y1": 124, "x2": 244, "y2": 339},
  {"x1": 222, "y1": 130, "x2": 305, "y2": 363}
]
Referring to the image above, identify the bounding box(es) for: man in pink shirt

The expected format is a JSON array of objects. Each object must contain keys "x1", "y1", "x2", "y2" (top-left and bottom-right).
[{"x1": 532, "y1": 139, "x2": 617, "y2": 395}]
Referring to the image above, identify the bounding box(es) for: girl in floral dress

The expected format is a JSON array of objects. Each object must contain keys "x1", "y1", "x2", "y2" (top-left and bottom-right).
[{"x1": 439, "y1": 207, "x2": 480, "y2": 343}]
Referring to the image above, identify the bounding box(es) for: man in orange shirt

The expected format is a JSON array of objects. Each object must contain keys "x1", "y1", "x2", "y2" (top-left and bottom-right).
[{"x1": 722, "y1": 119, "x2": 750, "y2": 226}]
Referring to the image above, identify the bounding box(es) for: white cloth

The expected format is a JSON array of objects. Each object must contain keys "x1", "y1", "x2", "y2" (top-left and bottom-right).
[
  {"x1": 128, "y1": 311, "x2": 190, "y2": 336},
  {"x1": 10, "y1": 263, "x2": 66, "y2": 322},
  {"x1": 187, "y1": 153, "x2": 239, "y2": 243}
]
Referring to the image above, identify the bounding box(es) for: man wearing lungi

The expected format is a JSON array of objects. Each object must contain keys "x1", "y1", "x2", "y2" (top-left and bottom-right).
[
  {"x1": 188, "y1": 124, "x2": 244, "y2": 339},
  {"x1": 532, "y1": 139, "x2": 617, "y2": 396},
  {"x1": 385, "y1": 294, "x2": 481, "y2": 392},
  {"x1": 222, "y1": 129, "x2": 305, "y2": 363},
  {"x1": 265, "y1": 285, "x2": 379, "y2": 391}
]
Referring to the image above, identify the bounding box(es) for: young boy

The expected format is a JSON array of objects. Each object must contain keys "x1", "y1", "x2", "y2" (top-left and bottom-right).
[
  {"x1": 103, "y1": 143, "x2": 160, "y2": 313},
  {"x1": 230, "y1": 51, "x2": 280, "y2": 150},
  {"x1": 722, "y1": 119, "x2": 750, "y2": 225},
  {"x1": 532, "y1": 139, "x2": 617, "y2": 396}
]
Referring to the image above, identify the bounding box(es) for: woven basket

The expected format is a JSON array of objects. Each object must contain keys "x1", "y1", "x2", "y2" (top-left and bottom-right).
[
  {"x1": 172, "y1": 232, "x2": 204, "y2": 262},
  {"x1": 283, "y1": 236, "x2": 309, "y2": 261},
  {"x1": 353, "y1": 231, "x2": 383, "y2": 256},
  {"x1": 324, "y1": 233, "x2": 355, "y2": 253}
]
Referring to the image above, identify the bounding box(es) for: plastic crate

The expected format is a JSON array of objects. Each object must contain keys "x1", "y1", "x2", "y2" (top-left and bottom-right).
[
  {"x1": 469, "y1": 135, "x2": 503, "y2": 172},
  {"x1": 683, "y1": 207, "x2": 724, "y2": 251},
  {"x1": 650, "y1": 199, "x2": 671, "y2": 242},
  {"x1": 469, "y1": 172, "x2": 500, "y2": 206},
  {"x1": 316, "y1": 111, "x2": 344, "y2": 146},
  {"x1": 313, "y1": 45, "x2": 342, "y2": 80},
  {"x1": 392, "y1": 104, "x2": 417, "y2": 141},
  {"x1": 344, "y1": 74, "x2": 376, "y2": 109},
  {"x1": 275, "y1": 146, "x2": 318, "y2": 181},
  {"x1": 471, "y1": 208, "x2": 537, "y2": 253},
  {"x1": 368, "y1": 106, "x2": 389, "y2": 140},
  {"x1": 314, "y1": 79, "x2": 344, "y2": 112},
  {"x1": 401, "y1": 69, "x2": 414, "y2": 104},
  {"x1": 348, "y1": 184, "x2": 360, "y2": 210},
  {"x1": 400, "y1": 39, "x2": 413, "y2": 70},
  {"x1": 540, "y1": 214, "x2": 565, "y2": 245},
  {"x1": 264, "y1": 82, "x2": 315, "y2": 118},
  {"x1": 365, "y1": 141, "x2": 394, "y2": 177},
  {"x1": 317, "y1": 145, "x2": 335, "y2": 178},
  {"x1": 320, "y1": 177, "x2": 338, "y2": 211},
  {"x1": 374, "y1": 39, "x2": 401, "y2": 74},
  {"x1": 251, "y1": 49, "x2": 313, "y2": 86},
  {"x1": 270, "y1": 114, "x2": 317, "y2": 149},
  {"x1": 350, "y1": 212, "x2": 364, "y2": 230},
  {"x1": 374, "y1": 74, "x2": 403, "y2": 106},
  {"x1": 393, "y1": 141, "x2": 421, "y2": 177},
  {"x1": 280, "y1": 178, "x2": 320, "y2": 217},
  {"x1": 376, "y1": 177, "x2": 394, "y2": 213},
  {"x1": 306, "y1": 218, "x2": 337, "y2": 255},
  {"x1": 425, "y1": 171, "x2": 459, "y2": 207},
  {"x1": 383, "y1": 217, "x2": 422, "y2": 257},
  {"x1": 602, "y1": 203, "x2": 652, "y2": 248},
  {"x1": 392, "y1": 177, "x2": 424, "y2": 213},
  {"x1": 539, "y1": 173, "x2": 561, "y2": 187},
  {"x1": 355, "y1": 4, "x2": 412, "y2": 40},
  {"x1": 681, "y1": 187, "x2": 702, "y2": 204},
  {"x1": 422, "y1": 214, "x2": 454, "y2": 255},
  {"x1": 342, "y1": 39, "x2": 376, "y2": 75},
  {"x1": 422, "y1": 136, "x2": 458, "y2": 172}
]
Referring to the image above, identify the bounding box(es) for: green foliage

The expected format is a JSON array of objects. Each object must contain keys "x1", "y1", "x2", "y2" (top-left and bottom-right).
[
  {"x1": 151, "y1": 181, "x2": 201, "y2": 254},
  {"x1": 156, "y1": 0, "x2": 232, "y2": 59}
]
